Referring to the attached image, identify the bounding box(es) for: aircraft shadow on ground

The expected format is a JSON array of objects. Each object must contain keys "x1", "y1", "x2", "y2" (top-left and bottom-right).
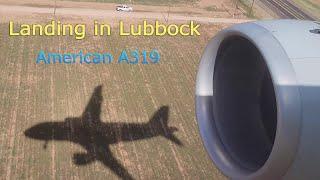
[{"x1": 24, "y1": 85, "x2": 183, "y2": 180}]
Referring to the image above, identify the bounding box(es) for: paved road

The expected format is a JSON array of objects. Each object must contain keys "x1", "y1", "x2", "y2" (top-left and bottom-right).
[
  {"x1": 0, "y1": 4, "x2": 252, "y2": 24},
  {"x1": 260, "y1": 0, "x2": 316, "y2": 20}
]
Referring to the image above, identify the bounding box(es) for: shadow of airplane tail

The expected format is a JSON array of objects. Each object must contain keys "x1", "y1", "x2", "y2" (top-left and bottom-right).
[{"x1": 148, "y1": 106, "x2": 183, "y2": 146}]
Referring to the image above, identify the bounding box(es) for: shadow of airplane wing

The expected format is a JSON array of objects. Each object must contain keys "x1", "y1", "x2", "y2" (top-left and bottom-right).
[
  {"x1": 72, "y1": 129, "x2": 135, "y2": 180},
  {"x1": 99, "y1": 147, "x2": 134, "y2": 180}
]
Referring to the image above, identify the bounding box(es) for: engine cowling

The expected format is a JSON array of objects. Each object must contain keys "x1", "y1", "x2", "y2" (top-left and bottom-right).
[{"x1": 195, "y1": 20, "x2": 320, "y2": 179}]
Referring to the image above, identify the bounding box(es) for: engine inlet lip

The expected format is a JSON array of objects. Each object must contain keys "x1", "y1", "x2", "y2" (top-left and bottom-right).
[{"x1": 195, "y1": 22, "x2": 302, "y2": 179}]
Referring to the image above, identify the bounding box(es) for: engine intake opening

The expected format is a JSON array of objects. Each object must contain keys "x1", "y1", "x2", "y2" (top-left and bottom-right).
[{"x1": 213, "y1": 36, "x2": 277, "y2": 172}]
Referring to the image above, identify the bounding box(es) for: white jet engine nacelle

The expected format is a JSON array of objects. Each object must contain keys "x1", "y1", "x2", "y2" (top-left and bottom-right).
[{"x1": 196, "y1": 20, "x2": 320, "y2": 179}]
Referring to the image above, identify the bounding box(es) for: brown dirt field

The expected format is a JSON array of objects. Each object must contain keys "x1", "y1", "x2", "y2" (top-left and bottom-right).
[
  {"x1": 0, "y1": 16, "x2": 228, "y2": 180},
  {"x1": 312, "y1": 0, "x2": 320, "y2": 4}
]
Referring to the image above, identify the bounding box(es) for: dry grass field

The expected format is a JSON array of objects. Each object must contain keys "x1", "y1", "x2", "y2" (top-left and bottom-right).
[
  {"x1": 293, "y1": 0, "x2": 320, "y2": 19},
  {"x1": 0, "y1": 22, "x2": 226, "y2": 179}
]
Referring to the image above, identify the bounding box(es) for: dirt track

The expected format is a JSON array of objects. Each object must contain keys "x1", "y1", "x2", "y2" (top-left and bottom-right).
[{"x1": 0, "y1": 4, "x2": 252, "y2": 24}]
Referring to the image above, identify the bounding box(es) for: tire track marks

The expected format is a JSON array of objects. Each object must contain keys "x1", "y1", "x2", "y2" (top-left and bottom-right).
[
  {"x1": 261, "y1": 0, "x2": 316, "y2": 20},
  {"x1": 5, "y1": 39, "x2": 23, "y2": 180}
]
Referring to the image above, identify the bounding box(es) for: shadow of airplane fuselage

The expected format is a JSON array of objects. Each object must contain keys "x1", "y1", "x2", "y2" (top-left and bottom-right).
[{"x1": 24, "y1": 85, "x2": 182, "y2": 180}]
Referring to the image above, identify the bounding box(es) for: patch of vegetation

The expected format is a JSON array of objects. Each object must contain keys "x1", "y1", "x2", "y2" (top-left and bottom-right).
[
  {"x1": 236, "y1": 0, "x2": 257, "y2": 18},
  {"x1": 204, "y1": 5, "x2": 217, "y2": 11},
  {"x1": 204, "y1": 5, "x2": 225, "y2": 12}
]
